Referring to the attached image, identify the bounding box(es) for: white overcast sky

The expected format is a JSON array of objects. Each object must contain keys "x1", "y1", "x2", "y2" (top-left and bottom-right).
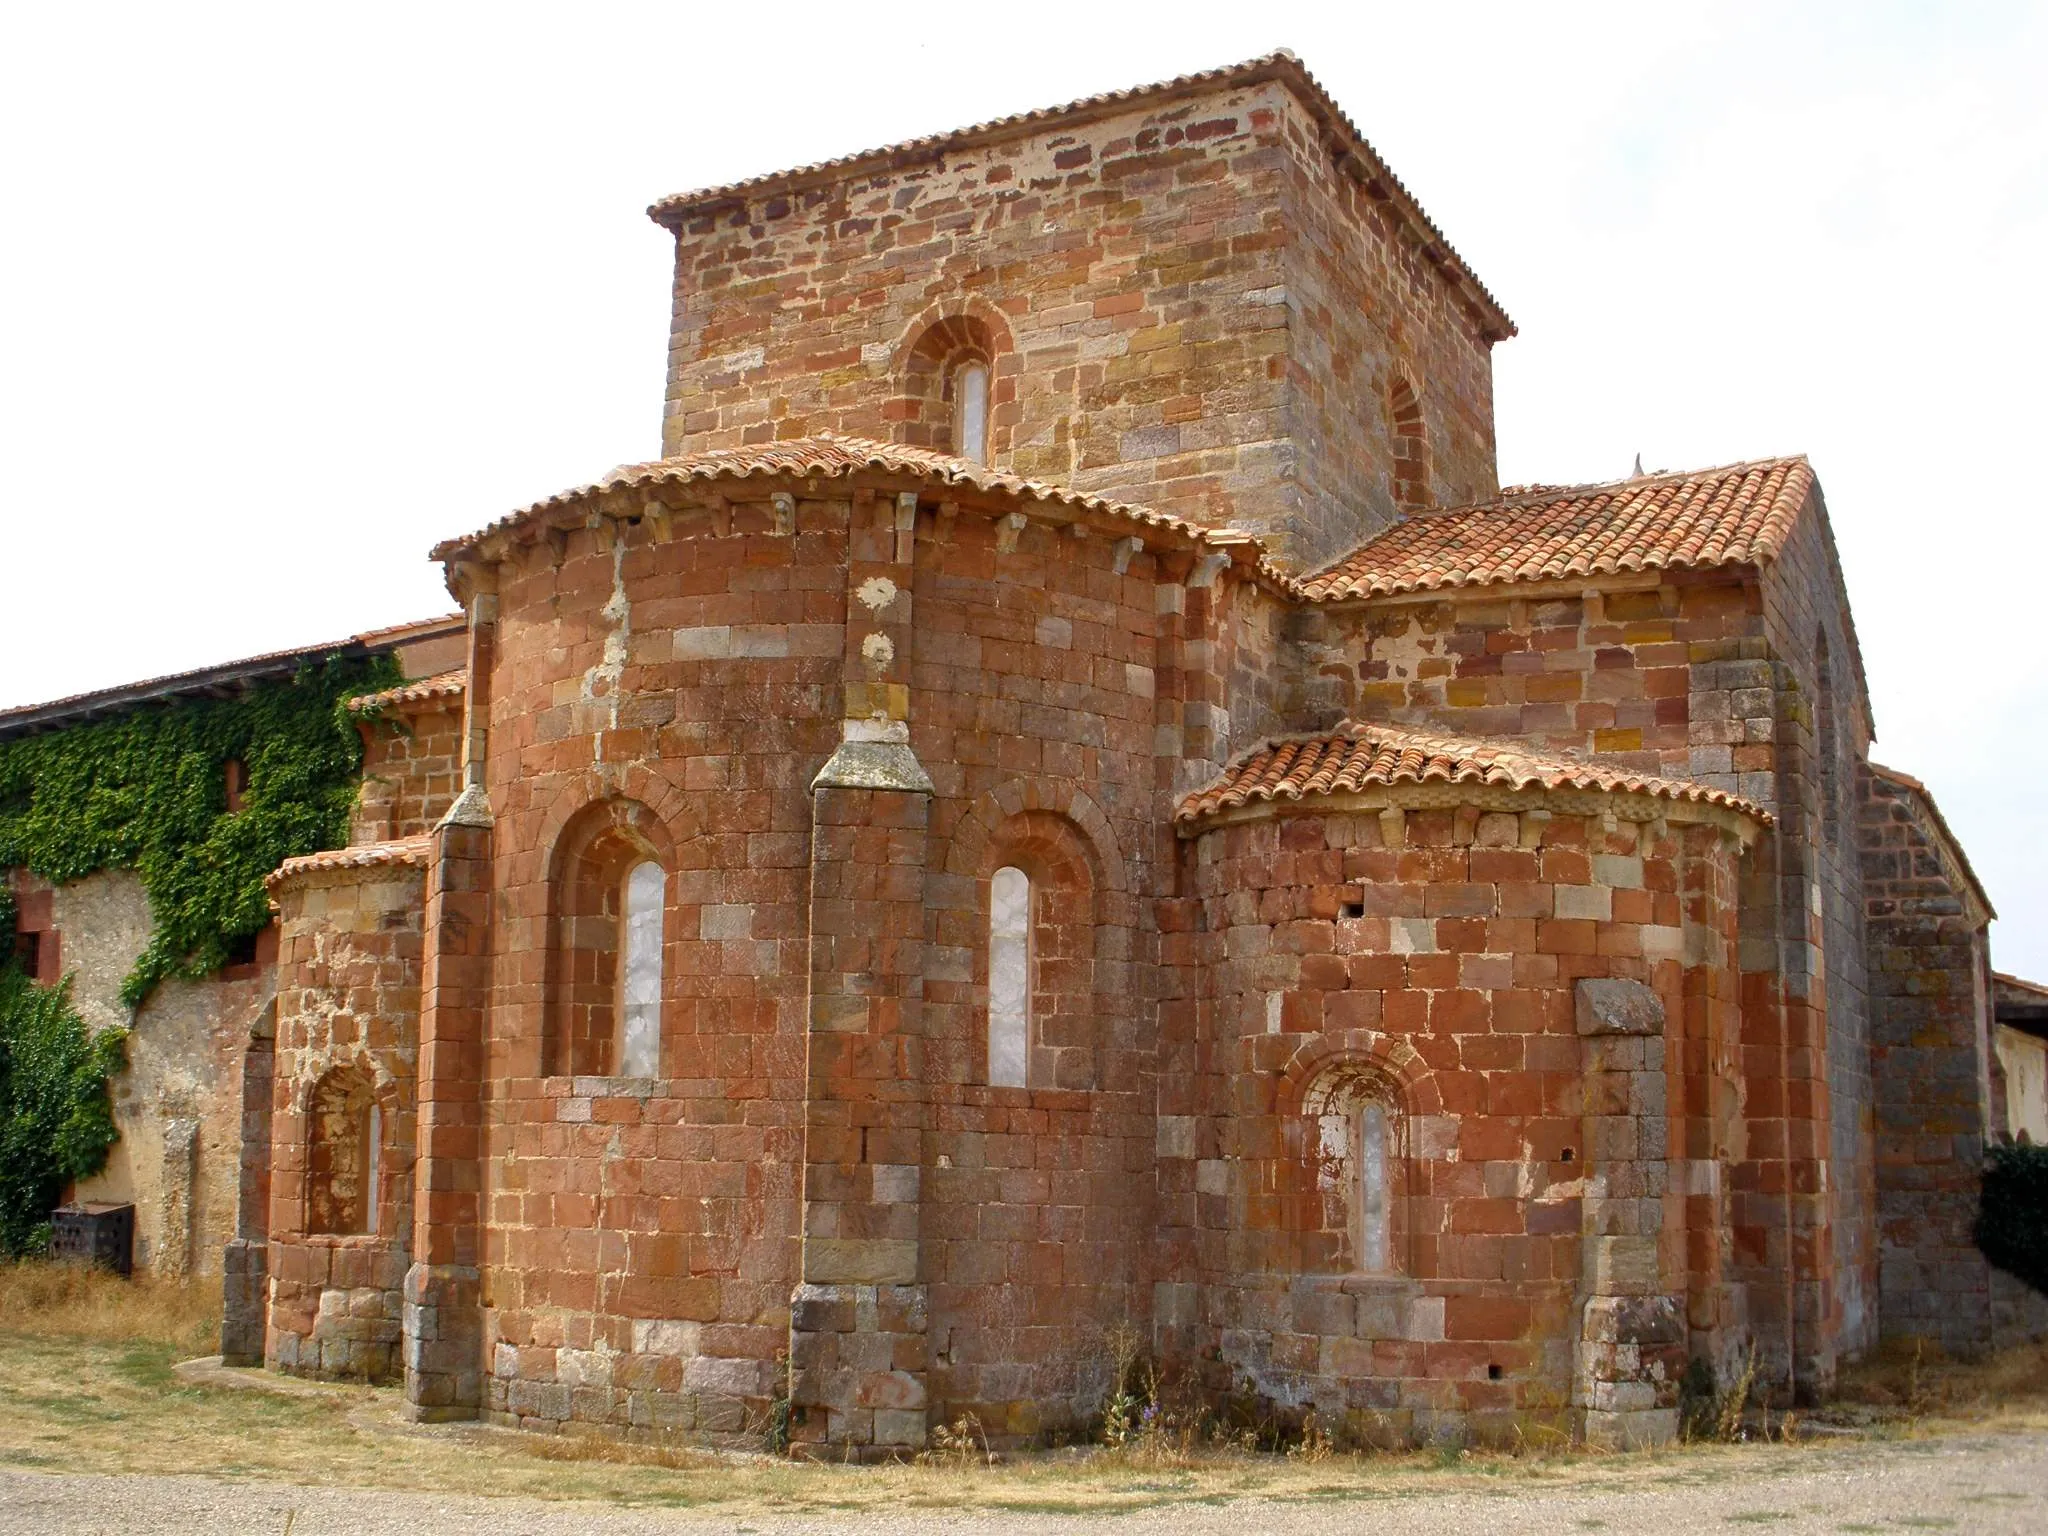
[{"x1": 3, "y1": 2, "x2": 2045, "y2": 975}]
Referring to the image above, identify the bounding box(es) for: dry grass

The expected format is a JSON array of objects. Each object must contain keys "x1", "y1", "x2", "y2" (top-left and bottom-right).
[
  {"x1": 1821, "y1": 1337, "x2": 2048, "y2": 1434},
  {"x1": 0, "y1": 1259, "x2": 2043, "y2": 1519},
  {"x1": 0, "y1": 1258, "x2": 218, "y2": 1355}
]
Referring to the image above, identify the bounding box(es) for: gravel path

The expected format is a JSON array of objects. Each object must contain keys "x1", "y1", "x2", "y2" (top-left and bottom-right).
[{"x1": 2, "y1": 1430, "x2": 2043, "y2": 1535}]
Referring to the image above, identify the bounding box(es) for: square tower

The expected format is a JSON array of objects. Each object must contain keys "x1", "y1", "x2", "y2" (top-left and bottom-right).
[{"x1": 649, "y1": 53, "x2": 1512, "y2": 571}]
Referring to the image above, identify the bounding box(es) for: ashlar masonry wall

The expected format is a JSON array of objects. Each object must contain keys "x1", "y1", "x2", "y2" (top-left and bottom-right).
[
  {"x1": 264, "y1": 857, "x2": 425, "y2": 1382},
  {"x1": 1162, "y1": 793, "x2": 1750, "y2": 1446},
  {"x1": 463, "y1": 470, "x2": 1219, "y2": 1444},
  {"x1": 654, "y1": 73, "x2": 1498, "y2": 571},
  {"x1": 1857, "y1": 767, "x2": 2005, "y2": 1355}
]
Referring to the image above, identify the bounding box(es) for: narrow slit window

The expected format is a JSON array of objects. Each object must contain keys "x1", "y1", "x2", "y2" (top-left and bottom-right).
[
  {"x1": 364, "y1": 1102, "x2": 382, "y2": 1236},
  {"x1": 988, "y1": 865, "x2": 1030, "y2": 1087},
  {"x1": 1358, "y1": 1099, "x2": 1391, "y2": 1273},
  {"x1": 618, "y1": 860, "x2": 665, "y2": 1078},
  {"x1": 954, "y1": 361, "x2": 990, "y2": 465}
]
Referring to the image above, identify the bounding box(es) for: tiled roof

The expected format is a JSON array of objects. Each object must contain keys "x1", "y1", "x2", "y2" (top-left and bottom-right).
[
  {"x1": 1300, "y1": 457, "x2": 1814, "y2": 601},
  {"x1": 346, "y1": 670, "x2": 466, "y2": 716},
  {"x1": 432, "y1": 432, "x2": 1270, "y2": 569},
  {"x1": 0, "y1": 616, "x2": 465, "y2": 741},
  {"x1": 647, "y1": 52, "x2": 1513, "y2": 341},
  {"x1": 267, "y1": 834, "x2": 432, "y2": 889},
  {"x1": 1176, "y1": 721, "x2": 1769, "y2": 826}
]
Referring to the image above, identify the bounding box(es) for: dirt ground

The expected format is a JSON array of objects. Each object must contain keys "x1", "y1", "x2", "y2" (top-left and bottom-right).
[
  {"x1": 2, "y1": 1431, "x2": 2045, "y2": 1534},
  {"x1": 1, "y1": 1263, "x2": 2045, "y2": 1534}
]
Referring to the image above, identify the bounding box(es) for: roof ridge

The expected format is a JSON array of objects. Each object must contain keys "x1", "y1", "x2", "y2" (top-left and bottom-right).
[
  {"x1": 1178, "y1": 718, "x2": 1770, "y2": 826},
  {"x1": 1298, "y1": 455, "x2": 1818, "y2": 601},
  {"x1": 1487, "y1": 453, "x2": 1812, "y2": 507},
  {"x1": 430, "y1": 434, "x2": 1282, "y2": 578},
  {"x1": 644, "y1": 51, "x2": 1512, "y2": 341}
]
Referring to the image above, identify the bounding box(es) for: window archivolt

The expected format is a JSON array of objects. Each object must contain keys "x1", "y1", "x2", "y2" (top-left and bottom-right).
[
  {"x1": 306, "y1": 1065, "x2": 381, "y2": 1237},
  {"x1": 898, "y1": 312, "x2": 1003, "y2": 463},
  {"x1": 982, "y1": 811, "x2": 1097, "y2": 1091},
  {"x1": 1300, "y1": 1064, "x2": 1408, "y2": 1276},
  {"x1": 544, "y1": 798, "x2": 672, "y2": 1078},
  {"x1": 1387, "y1": 371, "x2": 1432, "y2": 511}
]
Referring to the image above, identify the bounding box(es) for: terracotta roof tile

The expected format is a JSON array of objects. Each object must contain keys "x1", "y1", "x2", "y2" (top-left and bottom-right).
[
  {"x1": 1301, "y1": 457, "x2": 1813, "y2": 601},
  {"x1": 648, "y1": 52, "x2": 1512, "y2": 341},
  {"x1": 0, "y1": 616, "x2": 465, "y2": 740},
  {"x1": 267, "y1": 834, "x2": 432, "y2": 889},
  {"x1": 345, "y1": 670, "x2": 466, "y2": 716},
  {"x1": 432, "y1": 432, "x2": 1270, "y2": 571},
  {"x1": 1177, "y1": 722, "x2": 1769, "y2": 827}
]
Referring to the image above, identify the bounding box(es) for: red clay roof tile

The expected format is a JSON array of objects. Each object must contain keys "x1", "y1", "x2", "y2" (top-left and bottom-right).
[
  {"x1": 1301, "y1": 457, "x2": 1813, "y2": 601},
  {"x1": 345, "y1": 670, "x2": 466, "y2": 716},
  {"x1": 431, "y1": 432, "x2": 1268, "y2": 569},
  {"x1": 267, "y1": 834, "x2": 432, "y2": 889},
  {"x1": 1177, "y1": 722, "x2": 1769, "y2": 826}
]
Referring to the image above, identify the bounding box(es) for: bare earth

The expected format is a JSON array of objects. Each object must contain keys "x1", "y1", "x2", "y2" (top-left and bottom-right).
[{"x1": 2, "y1": 1431, "x2": 2043, "y2": 1536}]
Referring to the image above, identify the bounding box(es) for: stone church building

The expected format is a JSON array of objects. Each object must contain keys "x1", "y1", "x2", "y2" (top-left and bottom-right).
[{"x1": 9, "y1": 52, "x2": 2044, "y2": 1452}]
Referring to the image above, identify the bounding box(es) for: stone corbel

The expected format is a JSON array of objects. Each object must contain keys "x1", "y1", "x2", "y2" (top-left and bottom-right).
[
  {"x1": 895, "y1": 492, "x2": 918, "y2": 564},
  {"x1": 1187, "y1": 549, "x2": 1231, "y2": 589},
  {"x1": 995, "y1": 510, "x2": 1028, "y2": 556},
  {"x1": 771, "y1": 492, "x2": 795, "y2": 537},
  {"x1": 1113, "y1": 535, "x2": 1144, "y2": 576}
]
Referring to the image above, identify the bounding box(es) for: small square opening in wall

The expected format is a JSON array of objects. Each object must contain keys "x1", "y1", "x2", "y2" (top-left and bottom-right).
[
  {"x1": 1488, "y1": 1363, "x2": 1503, "y2": 1381},
  {"x1": 1339, "y1": 898, "x2": 1366, "y2": 920}
]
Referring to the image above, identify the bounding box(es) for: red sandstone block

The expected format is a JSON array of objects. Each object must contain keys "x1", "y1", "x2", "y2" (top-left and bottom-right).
[
  {"x1": 1537, "y1": 920, "x2": 1597, "y2": 955},
  {"x1": 1407, "y1": 954, "x2": 1459, "y2": 990},
  {"x1": 1444, "y1": 1295, "x2": 1531, "y2": 1342},
  {"x1": 1348, "y1": 954, "x2": 1406, "y2": 991},
  {"x1": 1435, "y1": 918, "x2": 1489, "y2": 953}
]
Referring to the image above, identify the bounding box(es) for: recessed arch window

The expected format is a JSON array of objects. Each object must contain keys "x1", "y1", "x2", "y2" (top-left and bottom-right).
[
  {"x1": 544, "y1": 798, "x2": 672, "y2": 1078},
  {"x1": 982, "y1": 811, "x2": 1102, "y2": 1092},
  {"x1": 1388, "y1": 371, "x2": 1433, "y2": 511},
  {"x1": 898, "y1": 311, "x2": 1004, "y2": 461},
  {"x1": 1304, "y1": 1067, "x2": 1407, "y2": 1275},
  {"x1": 307, "y1": 1066, "x2": 379, "y2": 1236}
]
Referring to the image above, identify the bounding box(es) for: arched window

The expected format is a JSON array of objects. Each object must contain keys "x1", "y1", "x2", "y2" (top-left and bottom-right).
[
  {"x1": 953, "y1": 360, "x2": 990, "y2": 465},
  {"x1": 898, "y1": 311, "x2": 1003, "y2": 460},
  {"x1": 1304, "y1": 1067, "x2": 1406, "y2": 1274},
  {"x1": 988, "y1": 865, "x2": 1031, "y2": 1087},
  {"x1": 544, "y1": 799, "x2": 671, "y2": 1078},
  {"x1": 1388, "y1": 372, "x2": 1432, "y2": 511},
  {"x1": 307, "y1": 1066, "x2": 378, "y2": 1236},
  {"x1": 618, "y1": 859, "x2": 665, "y2": 1078},
  {"x1": 982, "y1": 811, "x2": 1101, "y2": 1091}
]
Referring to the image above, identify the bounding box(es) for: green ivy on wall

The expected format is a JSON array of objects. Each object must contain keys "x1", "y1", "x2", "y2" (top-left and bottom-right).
[
  {"x1": 0, "y1": 654, "x2": 397, "y2": 1005},
  {"x1": 0, "y1": 966, "x2": 124, "y2": 1256}
]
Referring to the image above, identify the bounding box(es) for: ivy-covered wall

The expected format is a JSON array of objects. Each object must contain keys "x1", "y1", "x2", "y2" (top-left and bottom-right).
[
  {"x1": 0, "y1": 655, "x2": 396, "y2": 1004},
  {"x1": 0, "y1": 654, "x2": 397, "y2": 1259}
]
